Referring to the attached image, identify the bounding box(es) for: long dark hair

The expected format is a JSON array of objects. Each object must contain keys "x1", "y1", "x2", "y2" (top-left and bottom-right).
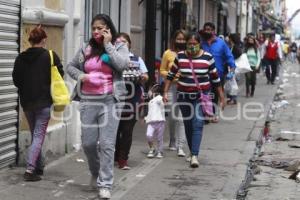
[
  {"x1": 244, "y1": 35, "x2": 258, "y2": 54},
  {"x1": 89, "y1": 14, "x2": 117, "y2": 57}
]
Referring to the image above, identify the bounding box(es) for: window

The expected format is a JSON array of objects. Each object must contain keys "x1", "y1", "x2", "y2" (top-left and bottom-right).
[{"x1": 84, "y1": 0, "x2": 111, "y2": 42}]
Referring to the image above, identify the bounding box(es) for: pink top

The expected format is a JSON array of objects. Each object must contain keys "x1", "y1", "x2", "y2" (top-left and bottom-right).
[{"x1": 82, "y1": 56, "x2": 113, "y2": 95}]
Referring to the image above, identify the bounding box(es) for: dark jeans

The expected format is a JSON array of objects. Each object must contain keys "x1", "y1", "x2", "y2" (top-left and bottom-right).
[
  {"x1": 24, "y1": 107, "x2": 51, "y2": 171},
  {"x1": 265, "y1": 59, "x2": 277, "y2": 83},
  {"x1": 212, "y1": 77, "x2": 224, "y2": 114},
  {"x1": 177, "y1": 93, "x2": 204, "y2": 156},
  {"x1": 115, "y1": 117, "x2": 137, "y2": 161},
  {"x1": 245, "y1": 70, "x2": 257, "y2": 96}
]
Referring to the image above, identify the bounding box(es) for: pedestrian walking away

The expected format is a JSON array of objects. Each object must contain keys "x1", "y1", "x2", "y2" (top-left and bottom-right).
[
  {"x1": 160, "y1": 29, "x2": 187, "y2": 156},
  {"x1": 200, "y1": 22, "x2": 235, "y2": 123},
  {"x1": 163, "y1": 32, "x2": 225, "y2": 168},
  {"x1": 114, "y1": 32, "x2": 149, "y2": 170},
  {"x1": 145, "y1": 84, "x2": 166, "y2": 159},
  {"x1": 12, "y1": 25, "x2": 64, "y2": 182},
  {"x1": 67, "y1": 14, "x2": 129, "y2": 199}
]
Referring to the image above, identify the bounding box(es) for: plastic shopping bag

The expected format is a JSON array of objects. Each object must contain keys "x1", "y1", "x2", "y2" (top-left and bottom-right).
[
  {"x1": 224, "y1": 76, "x2": 239, "y2": 96},
  {"x1": 235, "y1": 53, "x2": 252, "y2": 74},
  {"x1": 50, "y1": 50, "x2": 70, "y2": 112}
]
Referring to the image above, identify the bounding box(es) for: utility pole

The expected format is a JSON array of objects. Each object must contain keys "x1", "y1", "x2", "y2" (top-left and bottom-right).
[{"x1": 145, "y1": 0, "x2": 157, "y2": 87}]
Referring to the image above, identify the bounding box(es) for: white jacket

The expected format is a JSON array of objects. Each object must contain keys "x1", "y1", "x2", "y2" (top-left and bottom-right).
[{"x1": 145, "y1": 95, "x2": 165, "y2": 123}]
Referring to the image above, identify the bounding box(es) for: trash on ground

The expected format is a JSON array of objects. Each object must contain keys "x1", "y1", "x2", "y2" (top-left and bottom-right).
[
  {"x1": 283, "y1": 72, "x2": 290, "y2": 77},
  {"x1": 136, "y1": 173, "x2": 145, "y2": 178},
  {"x1": 66, "y1": 179, "x2": 75, "y2": 183},
  {"x1": 291, "y1": 72, "x2": 300, "y2": 78},
  {"x1": 253, "y1": 158, "x2": 293, "y2": 169},
  {"x1": 289, "y1": 170, "x2": 300, "y2": 182},
  {"x1": 285, "y1": 161, "x2": 300, "y2": 172},
  {"x1": 288, "y1": 142, "x2": 300, "y2": 148},
  {"x1": 275, "y1": 100, "x2": 289, "y2": 109},
  {"x1": 276, "y1": 137, "x2": 290, "y2": 141},
  {"x1": 280, "y1": 130, "x2": 300, "y2": 135},
  {"x1": 76, "y1": 158, "x2": 85, "y2": 163}
]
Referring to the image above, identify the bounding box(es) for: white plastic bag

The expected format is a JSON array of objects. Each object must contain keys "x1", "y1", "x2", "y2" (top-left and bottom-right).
[
  {"x1": 235, "y1": 53, "x2": 252, "y2": 74},
  {"x1": 224, "y1": 76, "x2": 239, "y2": 96}
]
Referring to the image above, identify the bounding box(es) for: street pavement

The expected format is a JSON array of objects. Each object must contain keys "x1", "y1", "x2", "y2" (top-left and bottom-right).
[
  {"x1": 245, "y1": 63, "x2": 300, "y2": 200},
  {"x1": 0, "y1": 66, "x2": 282, "y2": 200}
]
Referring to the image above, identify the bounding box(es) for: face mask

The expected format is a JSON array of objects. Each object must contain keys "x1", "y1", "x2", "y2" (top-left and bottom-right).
[
  {"x1": 93, "y1": 32, "x2": 104, "y2": 44},
  {"x1": 175, "y1": 42, "x2": 186, "y2": 51},
  {"x1": 202, "y1": 32, "x2": 213, "y2": 40},
  {"x1": 186, "y1": 44, "x2": 200, "y2": 56}
]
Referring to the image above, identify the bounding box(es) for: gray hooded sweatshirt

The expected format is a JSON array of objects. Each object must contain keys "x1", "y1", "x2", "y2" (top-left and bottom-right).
[{"x1": 67, "y1": 42, "x2": 130, "y2": 101}]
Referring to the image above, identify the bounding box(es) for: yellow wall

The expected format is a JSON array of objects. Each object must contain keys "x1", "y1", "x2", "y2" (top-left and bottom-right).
[
  {"x1": 20, "y1": 24, "x2": 64, "y2": 130},
  {"x1": 44, "y1": 0, "x2": 61, "y2": 11}
]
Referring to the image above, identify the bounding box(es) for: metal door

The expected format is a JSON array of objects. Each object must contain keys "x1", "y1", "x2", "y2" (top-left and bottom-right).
[{"x1": 0, "y1": 0, "x2": 20, "y2": 169}]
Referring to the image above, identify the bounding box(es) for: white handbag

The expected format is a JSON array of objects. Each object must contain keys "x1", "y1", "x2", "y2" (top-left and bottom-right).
[{"x1": 235, "y1": 53, "x2": 252, "y2": 74}]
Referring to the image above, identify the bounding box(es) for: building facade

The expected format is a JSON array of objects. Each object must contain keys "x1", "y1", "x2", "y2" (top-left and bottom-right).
[{"x1": 0, "y1": 0, "x2": 271, "y2": 169}]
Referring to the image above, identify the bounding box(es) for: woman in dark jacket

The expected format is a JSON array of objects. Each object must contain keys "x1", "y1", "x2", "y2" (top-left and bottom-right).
[
  {"x1": 227, "y1": 33, "x2": 242, "y2": 105},
  {"x1": 12, "y1": 26, "x2": 63, "y2": 181}
]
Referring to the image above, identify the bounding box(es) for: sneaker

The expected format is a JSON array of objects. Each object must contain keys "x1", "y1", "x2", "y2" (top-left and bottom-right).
[
  {"x1": 120, "y1": 165, "x2": 131, "y2": 170},
  {"x1": 23, "y1": 171, "x2": 41, "y2": 182},
  {"x1": 186, "y1": 155, "x2": 191, "y2": 162},
  {"x1": 169, "y1": 146, "x2": 177, "y2": 151},
  {"x1": 89, "y1": 175, "x2": 98, "y2": 190},
  {"x1": 118, "y1": 160, "x2": 131, "y2": 170},
  {"x1": 99, "y1": 188, "x2": 111, "y2": 199},
  {"x1": 156, "y1": 151, "x2": 163, "y2": 158},
  {"x1": 147, "y1": 148, "x2": 155, "y2": 158},
  {"x1": 190, "y1": 155, "x2": 199, "y2": 168},
  {"x1": 119, "y1": 160, "x2": 131, "y2": 170},
  {"x1": 177, "y1": 148, "x2": 186, "y2": 157}
]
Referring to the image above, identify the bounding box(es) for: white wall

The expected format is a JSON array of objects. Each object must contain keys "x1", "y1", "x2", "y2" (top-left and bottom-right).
[{"x1": 227, "y1": 0, "x2": 237, "y2": 34}]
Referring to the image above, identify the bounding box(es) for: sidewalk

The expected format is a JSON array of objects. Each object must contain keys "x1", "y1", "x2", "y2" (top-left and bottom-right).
[
  {"x1": 245, "y1": 63, "x2": 300, "y2": 200},
  {"x1": 0, "y1": 70, "x2": 278, "y2": 200}
]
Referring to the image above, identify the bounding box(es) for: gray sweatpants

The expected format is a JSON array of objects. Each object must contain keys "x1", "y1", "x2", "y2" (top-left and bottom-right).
[
  {"x1": 167, "y1": 84, "x2": 186, "y2": 149},
  {"x1": 80, "y1": 95, "x2": 123, "y2": 189}
]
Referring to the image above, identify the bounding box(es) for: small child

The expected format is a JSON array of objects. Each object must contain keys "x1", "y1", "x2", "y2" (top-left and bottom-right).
[{"x1": 144, "y1": 84, "x2": 166, "y2": 158}]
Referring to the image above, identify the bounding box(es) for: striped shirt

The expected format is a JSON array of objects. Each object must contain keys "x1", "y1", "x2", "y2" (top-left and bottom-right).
[{"x1": 167, "y1": 51, "x2": 220, "y2": 93}]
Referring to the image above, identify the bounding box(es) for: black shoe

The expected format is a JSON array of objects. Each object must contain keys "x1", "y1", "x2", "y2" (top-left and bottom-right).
[
  {"x1": 35, "y1": 169, "x2": 44, "y2": 176},
  {"x1": 24, "y1": 171, "x2": 41, "y2": 182}
]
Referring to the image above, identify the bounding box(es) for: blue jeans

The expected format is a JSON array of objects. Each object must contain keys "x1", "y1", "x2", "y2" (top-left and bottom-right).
[
  {"x1": 24, "y1": 107, "x2": 51, "y2": 171},
  {"x1": 177, "y1": 93, "x2": 204, "y2": 156}
]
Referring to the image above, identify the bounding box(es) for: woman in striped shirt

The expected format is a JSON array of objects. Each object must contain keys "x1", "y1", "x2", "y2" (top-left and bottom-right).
[{"x1": 163, "y1": 32, "x2": 225, "y2": 168}]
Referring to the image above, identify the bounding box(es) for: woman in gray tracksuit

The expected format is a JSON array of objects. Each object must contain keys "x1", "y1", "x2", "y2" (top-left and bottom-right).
[{"x1": 67, "y1": 14, "x2": 129, "y2": 199}]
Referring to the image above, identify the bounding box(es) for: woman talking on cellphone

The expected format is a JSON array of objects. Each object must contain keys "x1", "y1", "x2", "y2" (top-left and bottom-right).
[{"x1": 67, "y1": 14, "x2": 129, "y2": 199}]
